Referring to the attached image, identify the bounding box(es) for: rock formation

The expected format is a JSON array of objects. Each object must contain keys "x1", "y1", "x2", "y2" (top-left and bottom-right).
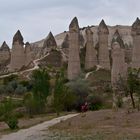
[
  {"x1": 111, "y1": 35, "x2": 127, "y2": 87},
  {"x1": 98, "y1": 20, "x2": 110, "y2": 70},
  {"x1": 41, "y1": 32, "x2": 57, "y2": 56},
  {"x1": 25, "y1": 42, "x2": 33, "y2": 66},
  {"x1": 61, "y1": 34, "x2": 69, "y2": 55},
  {"x1": 85, "y1": 26, "x2": 97, "y2": 70},
  {"x1": 0, "y1": 41, "x2": 10, "y2": 64},
  {"x1": 131, "y1": 17, "x2": 140, "y2": 69},
  {"x1": 68, "y1": 17, "x2": 81, "y2": 80},
  {"x1": 9, "y1": 30, "x2": 25, "y2": 71}
]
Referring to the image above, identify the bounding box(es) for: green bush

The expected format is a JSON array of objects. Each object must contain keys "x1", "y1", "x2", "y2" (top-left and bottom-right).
[
  {"x1": 24, "y1": 93, "x2": 45, "y2": 115},
  {"x1": 4, "y1": 113, "x2": 18, "y2": 130},
  {"x1": 87, "y1": 94, "x2": 104, "y2": 111}
]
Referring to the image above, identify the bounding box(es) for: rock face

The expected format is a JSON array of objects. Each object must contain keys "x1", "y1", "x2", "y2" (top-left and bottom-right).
[
  {"x1": 98, "y1": 20, "x2": 110, "y2": 69},
  {"x1": 68, "y1": 17, "x2": 81, "y2": 80},
  {"x1": 111, "y1": 34, "x2": 127, "y2": 87},
  {"x1": 85, "y1": 27, "x2": 97, "y2": 70},
  {"x1": 131, "y1": 18, "x2": 140, "y2": 69},
  {"x1": 41, "y1": 32, "x2": 57, "y2": 56},
  {"x1": 38, "y1": 50, "x2": 62, "y2": 68},
  {"x1": 61, "y1": 34, "x2": 69, "y2": 55},
  {"x1": 9, "y1": 30, "x2": 25, "y2": 71},
  {"x1": 25, "y1": 42, "x2": 33, "y2": 66},
  {"x1": 0, "y1": 41, "x2": 10, "y2": 64},
  {"x1": 0, "y1": 41, "x2": 11, "y2": 74}
]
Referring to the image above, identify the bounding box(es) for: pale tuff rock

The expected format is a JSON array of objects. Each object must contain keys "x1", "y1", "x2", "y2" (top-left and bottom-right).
[
  {"x1": 85, "y1": 26, "x2": 97, "y2": 70},
  {"x1": 0, "y1": 41, "x2": 10, "y2": 64},
  {"x1": 9, "y1": 30, "x2": 25, "y2": 71},
  {"x1": 98, "y1": 20, "x2": 110, "y2": 70},
  {"x1": 68, "y1": 17, "x2": 81, "y2": 80},
  {"x1": 39, "y1": 50, "x2": 62, "y2": 68},
  {"x1": 13, "y1": 30, "x2": 24, "y2": 45},
  {"x1": 0, "y1": 41, "x2": 10, "y2": 72},
  {"x1": 131, "y1": 17, "x2": 140, "y2": 69},
  {"x1": 41, "y1": 32, "x2": 57, "y2": 56},
  {"x1": 61, "y1": 34, "x2": 69, "y2": 55},
  {"x1": 25, "y1": 42, "x2": 33, "y2": 66},
  {"x1": 9, "y1": 31, "x2": 34, "y2": 72},
  {"x1": 111, "y1": 30, "x2": 125, "y2": 49},
  {"x1": 111, "y1": 41, "x2": 127, "y2": 87}
]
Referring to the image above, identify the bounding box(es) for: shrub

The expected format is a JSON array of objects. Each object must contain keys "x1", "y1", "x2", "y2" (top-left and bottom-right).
[
  {"x1": 4, "y1": 113, "x2": 18, "y2": 130},
  {"x1": 87, "y1": 94, "x2": 104, "y2": 111},
  {"x1": 66, "y1": 79, "x2": 90, "y2": 111},
  {"x1": 15, "y1": 84, "x2": 27, "y2": 95},
  {"x1": 24, "y1": 93, "x2": 45, "y2": 115}
]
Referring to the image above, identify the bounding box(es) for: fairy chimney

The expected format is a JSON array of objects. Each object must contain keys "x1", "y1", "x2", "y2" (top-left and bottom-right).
[
  {"x1": 111, "y1": 40, "x2": 127, "y2": 87},
  {"x1": 131, "y1": 17, "x2": 140, "y2": 69},
  {"x1": 25, "y1": 42, "x2": 33, "y2": 66},
  {"x1": 68, "y1": 17, "x2": 81, "y2": 80},
  {"x1": 85, "y1": 26, "x2": 97, "y2": 70},
  {"x1": 9, "y1": 30, "x2": 25, "y2": 71},
  {"x1": 0, "y1": 41, "x2": 10, "y2": 64},
  {"x1": 41, "y1": 32, "x2": 57, "y2": 56},
  {"x1": 98, "y1": 20, "x2": 110, "y2": 69}
]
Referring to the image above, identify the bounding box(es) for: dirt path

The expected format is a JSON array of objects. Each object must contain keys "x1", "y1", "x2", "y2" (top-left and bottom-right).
[{"x1": 0, "y1": 114, "x2": 78, "y2": 140}]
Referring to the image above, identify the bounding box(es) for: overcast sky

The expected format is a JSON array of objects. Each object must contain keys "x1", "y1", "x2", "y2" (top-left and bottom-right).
[{"x1": 0, "y1": 0, "x2": 139, "y2": 46}]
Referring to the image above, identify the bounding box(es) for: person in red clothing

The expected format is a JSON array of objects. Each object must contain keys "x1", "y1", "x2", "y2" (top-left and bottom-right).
[{"x1": 81, "y1": 102, "x2": 88, "y2": 113}]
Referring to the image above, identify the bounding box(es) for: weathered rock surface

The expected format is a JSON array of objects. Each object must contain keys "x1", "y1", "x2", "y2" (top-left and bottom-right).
[
  {"x1": 111, "y1": 41, "x2": 127, "y2": 87},
  {"x1": 38, "y1": 50, "x2": 62, "y2": 69},
  {"x1": 85, "y1": 27, "x2": 97, "y2": 70},
  {"x1": 41, "y1": 32, "x2": 57, "y2": 56},
  {"x1": 0, "y1": 41, "x2": 11, "y2": 74},
  {"x1": 131, "y1": 18, "x2": 140, "y2": 69},
  {"x1": 68, "y1": 17, "x2": 81, "y2": 80},
  {"x1": 98, "y1": 20, "x2": 110, "y2": 70},
  {"x1": 9, "y1": 30, "x2": 25, "y2": 72}
]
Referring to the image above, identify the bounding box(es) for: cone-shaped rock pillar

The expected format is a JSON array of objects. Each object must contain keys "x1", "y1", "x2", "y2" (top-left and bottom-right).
[
  {"x1": 85, "y1": 26, "x2": 97, "y2": 70},
  {"x1": 68, "y1": 17, "x2": 81, "y2": 80},
  {"x1": 9, "y1": 30, "x2": 25, "y2": 71},
  {"x1": 98, "y1": 20, "x2": 110, "y2": 69},
  {"x1": 131, "y1": 17, "x2": 140, "y2": 69}
]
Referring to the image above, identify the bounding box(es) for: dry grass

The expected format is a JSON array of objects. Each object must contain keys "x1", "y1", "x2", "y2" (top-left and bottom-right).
[{"x1": 49, "y1": 109, "x2": 140, "y2": 140}]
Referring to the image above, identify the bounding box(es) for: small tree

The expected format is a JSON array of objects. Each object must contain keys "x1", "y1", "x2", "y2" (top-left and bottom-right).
[
  {"x1": 127, "y1": 68, "x2": 140, "y2": 108},
  {"x1": 53, "y1": 69, "x2": 75, "y2": 115},
  {"x1": 31, "y1": 69, "x2": 50, "y2": 113}
]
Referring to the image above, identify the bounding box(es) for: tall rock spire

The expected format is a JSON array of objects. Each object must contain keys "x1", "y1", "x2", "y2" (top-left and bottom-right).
[
  {"x1": 112, "y1": 30, "x2": 125, "y2": 49},
  {"x1": 13, "y1": 30, "x2": 24, "y2": 45},
  {"x1": 68, "y1": 17, "x2": 81, "y2": 80},
  {"x1": 85, "y1": 26, "x2": 97, "y2": 70},
  {"x1": 98, "y1": 19, "x2": 110, "y2": 69},
  {"x1": 0, "y1": 41, "x2": 10, "y2": 51},
  {"x1": 9, "y1": 30, "x2": 25, "y2": 72},
  {"x1": 69, "y1": 17, "x2": 79, "y2": 32},
  {"x1": 131, "y1": 17, "x2": 140, "y2": 69},
  {"x1": 98, "y1": 19, "x2": 109, "y2": 35},
  {"x1": 111, "y1": 41, "x2": 127, "y2": 88}
]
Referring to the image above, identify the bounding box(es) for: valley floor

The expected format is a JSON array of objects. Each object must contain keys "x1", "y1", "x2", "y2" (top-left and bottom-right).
[{"x1": 1, "y1": 109, "x2": 140, "y2": 140}]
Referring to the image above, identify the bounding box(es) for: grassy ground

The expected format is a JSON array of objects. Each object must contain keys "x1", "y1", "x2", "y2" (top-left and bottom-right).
[
  {"x1": 0, "y1": 112, "x2": 73, "y2": 137},
  {"x1": 48, "y1": 109, "x2": 140, "y2": 140}
]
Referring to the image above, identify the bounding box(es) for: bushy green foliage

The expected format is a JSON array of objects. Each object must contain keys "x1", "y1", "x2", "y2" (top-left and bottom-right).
[
  {"x1": 15, "y1": 84, "x2": 27, "y2": 95},
  {"x1": 23, "y1": 69, "x2": 50, "y2": 115},
  {"x1": 53, "y1": 69, "x2": 76, "y2": 115},
  {"x1": 87, "y1": 94, "x2": 104, "y2": 111},
  {"x1": 66, "y1": 78, "x2": 90, "y2": 111},
  {"x1": 4, "y1": 113, "x2": 18, "y2": 130},
  {"x1": 0, "y1": 98, "x2": 19, "y2": 129}
]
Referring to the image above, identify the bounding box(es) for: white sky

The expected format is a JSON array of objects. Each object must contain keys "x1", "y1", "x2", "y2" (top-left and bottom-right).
[{"x1": 0, "y1": 0, "x2": 139, "y2": 47}]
